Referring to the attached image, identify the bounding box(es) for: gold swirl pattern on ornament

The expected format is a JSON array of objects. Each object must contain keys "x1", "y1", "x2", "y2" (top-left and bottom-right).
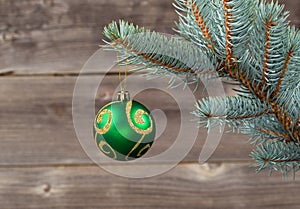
[
  {"x1": 135, "y1": 109, "x2": 146, "y2": 124},
  {"x1": 99, "y1": 140, "x2": 117, "y2": 160},
  {"x1": 126, "y1": 101, "x2": 153, "y2": 135},
  {"x1": 94, "y1": 109, "x2": 113, "y2": 135},
  {"x1": 137, "y1": 144, "x2": 151, "y2": 157},
  {"x1": 125, "y1": 134, "x2": 145, "y2": 161}
]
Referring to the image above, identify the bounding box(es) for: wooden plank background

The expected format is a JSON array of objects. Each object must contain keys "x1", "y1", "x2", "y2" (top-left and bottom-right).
[{"x1": 0, "y1": 0, "x2": 299, "y2": 208}]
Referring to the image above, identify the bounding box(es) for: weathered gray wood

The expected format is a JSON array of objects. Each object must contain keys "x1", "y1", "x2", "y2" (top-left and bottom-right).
[
  {"x1": 0, "y1": 0, "x2": 298, "y2": 75},
  {"x1": 0, "y1": 163, "x2": 299, "y2": 209},
  {"x1": 0, "y1": 75, "x2": 252, "y2": 166},
  {"x1": 278, "y1": 0, "x2": 300, "y2": 25},
  {"x1": 0, "y1": 1, "x2": 298, "y2": 206},
  {"x1": 0, "y1": 0, "x2": 177, "y2": 74}
]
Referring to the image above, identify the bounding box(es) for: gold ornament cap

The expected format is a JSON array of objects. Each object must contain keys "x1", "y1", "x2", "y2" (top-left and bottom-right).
[{"x1": 116, "y1": 90, "x2": 130, "y2": 102}]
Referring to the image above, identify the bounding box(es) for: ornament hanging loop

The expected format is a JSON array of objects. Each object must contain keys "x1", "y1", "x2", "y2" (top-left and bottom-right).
[{"x1": 116, "y1": 50, "x2": 130, "y2": 102}]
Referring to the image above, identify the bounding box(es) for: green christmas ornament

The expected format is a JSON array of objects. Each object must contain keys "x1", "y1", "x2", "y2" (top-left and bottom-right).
[{"x1": 93, "y1": 91, "x2": 156, "y2": 161}]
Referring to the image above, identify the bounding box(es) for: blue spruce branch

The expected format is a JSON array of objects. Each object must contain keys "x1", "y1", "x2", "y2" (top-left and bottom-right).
[{"x1": 102, "y1": 0, "x2": 300, "y2": 176}]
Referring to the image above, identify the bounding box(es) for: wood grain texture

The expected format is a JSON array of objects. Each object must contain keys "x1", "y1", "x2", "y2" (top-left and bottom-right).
[
  {"x1": 0, "y1": 163, "x2": 299, "y2": 209},
  {"x1": 0, "y1": 0, "x2": 298, "y2": 74},
  {"x1": 0, "y1": 0, "x2": 177, "y2": 74},
  {"x1": 0, "y1": 1, "x2": 299, "y2": 208},
  {"x1": 0, "y1": 75, "x2": 252, "y2": 166}
]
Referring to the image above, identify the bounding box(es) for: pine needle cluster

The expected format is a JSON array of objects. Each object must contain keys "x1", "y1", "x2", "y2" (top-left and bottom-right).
[{"x1": 102, "y1": 0, "x2": 300, "y2": 176}]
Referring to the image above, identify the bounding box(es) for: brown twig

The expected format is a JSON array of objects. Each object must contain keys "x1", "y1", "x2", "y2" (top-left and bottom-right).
[
  {"x1": 223, "y1": 0, "x2": 234, "y2": 69},
  {"x1": 185, "y1": 0, "x2": 213, "y2": 49},
  {"x1": 262, "y1": 157, "x2": 300, "y2": 163},
  {"x1": 260, "y1": 128, "x2": 291, "y2": 141},
  {"x1": 272, "y1": 48, "x2": 294, "y2": 98},
  {"x1": 111, "y1": 38, "x2": 196, "y2": 74},
  {"x1": 261, "y1": 20, "x2": 273, "y2": 90},
  {"x1": 204, "y1": 110, "x2": 271, "y2": 121}
]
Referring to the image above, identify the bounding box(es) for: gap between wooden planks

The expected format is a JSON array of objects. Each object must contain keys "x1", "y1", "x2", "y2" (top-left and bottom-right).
[
  {"x1": 0, "y1": 75, "x2": 252, "y2": 166},
  {"x1": 0, "y1": 0, "x2": 298, "y2": 75},
  {"x1": 0, "y1": 163, "x2": 299, "y2": 209}
]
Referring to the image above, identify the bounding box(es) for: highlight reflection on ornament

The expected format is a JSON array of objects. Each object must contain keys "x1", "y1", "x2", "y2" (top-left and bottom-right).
[{"x1": 93, "y1": 91, "x2": 156, "y2": 161}]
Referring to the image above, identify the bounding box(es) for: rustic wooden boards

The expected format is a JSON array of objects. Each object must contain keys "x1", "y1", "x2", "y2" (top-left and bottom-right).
[
  {"x1": 0, "y1": 0, "x2": 300, "y2": 208},
  {"x1": 1, "y1": 75, "x2": 298, "y2": 209},
  {"x1": 0, "y1": 75, "x2": 252, "y2": 166},
  {"x1": 0, "y1": 0, "x2": 177, "y2": 74},
  {"x1": 0, "y1": 164, "x2": 299, "y2": 209},
  {"x1": 0, "y1": 0, "x2": 299, "y2": 75}
]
